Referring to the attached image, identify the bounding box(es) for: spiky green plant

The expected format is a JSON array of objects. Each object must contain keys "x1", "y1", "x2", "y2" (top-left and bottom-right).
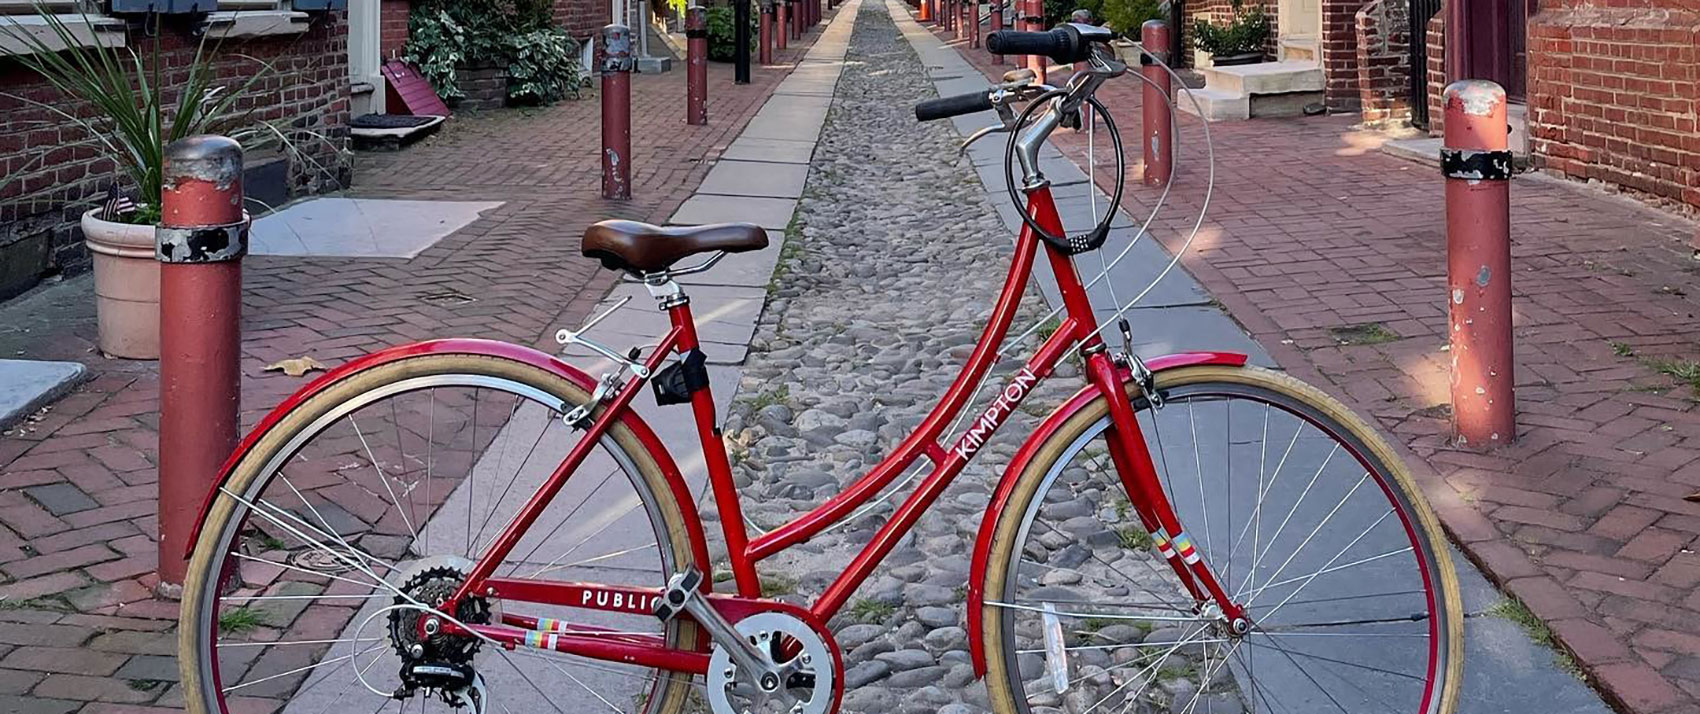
[{"x1": 1, "y1": 8, "x2": 330, "y2": 223}]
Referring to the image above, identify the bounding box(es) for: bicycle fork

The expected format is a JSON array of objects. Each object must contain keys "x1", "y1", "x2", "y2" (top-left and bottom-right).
[{"x1": 1083, "y1": 348, "x2": 1250, "y2": 633}]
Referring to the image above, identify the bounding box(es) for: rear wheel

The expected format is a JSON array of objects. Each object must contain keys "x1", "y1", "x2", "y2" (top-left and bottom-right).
[
  {"x1": 179, "y1": 353, "x2": 703, "y2": 714},
  {"x1": 980, "y1": 365, "x2": 1462, "y2": 714}
]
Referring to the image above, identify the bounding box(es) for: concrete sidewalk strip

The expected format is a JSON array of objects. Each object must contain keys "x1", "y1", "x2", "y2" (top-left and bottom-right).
[
  {"x1": 721, "y1": 136, "x2": 819, "y2": 164},
  {"x1": 698, "y1": 160, "x2": 811, "y2": 198},
  {"x1": 671, "y1": 194, "x2": 800, "y2": 229}
]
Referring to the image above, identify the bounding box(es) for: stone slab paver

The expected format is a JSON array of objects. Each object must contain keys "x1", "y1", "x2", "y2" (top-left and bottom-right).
[
  {"x1": 0, "y1": 359, "x2": 86, "y2": 432},
  {"x1": 248, "y1": 198, "x2": 503, "y2": 258},
  {"x1": 926, "y1": 8, "x2": 1682, "y2": 714},
  {"x1": 698, "y1": 160, "x2": 812, "y2": 198},
  {"x1": 720, "y1": 137, "x2": 820, "y2": 164}
]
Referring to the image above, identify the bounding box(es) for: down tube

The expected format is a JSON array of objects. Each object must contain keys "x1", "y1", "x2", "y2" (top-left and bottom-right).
[{"x1": 811, "y1": 322, "x2": 1082, "y2": 621}]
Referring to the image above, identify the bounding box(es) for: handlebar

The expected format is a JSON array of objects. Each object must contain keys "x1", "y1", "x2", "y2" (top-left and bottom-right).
[
  {"x1": 914, "y1": 91, "x2": 995, "y2": 122},
  {"x1": 986, "y1": 26, "x2": 1093, "y2": 65}
]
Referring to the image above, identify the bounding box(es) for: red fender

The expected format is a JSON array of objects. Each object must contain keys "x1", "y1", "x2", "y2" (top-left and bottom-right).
[
  {"x1": 182, "y1": 339, "x2": 713, "y2": 580},
  {"x1": 964, "y1": 351, "x2": 1248, "y2": 677}
]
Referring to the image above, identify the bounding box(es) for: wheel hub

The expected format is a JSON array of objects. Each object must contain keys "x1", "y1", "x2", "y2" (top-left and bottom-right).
[{"x1": 706, "y1": 612, "x2": 837, "y2": 714}]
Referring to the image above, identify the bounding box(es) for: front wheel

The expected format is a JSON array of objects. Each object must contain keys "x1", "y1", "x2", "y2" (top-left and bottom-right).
[{"x1": 979, "y1": 365, "x2": 1462, "y2": 714}]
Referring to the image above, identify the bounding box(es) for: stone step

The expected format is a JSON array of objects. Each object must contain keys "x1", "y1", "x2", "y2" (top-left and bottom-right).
[
  {"x1": 1175, "y1": 86, "x2": 1251, "y2": 122},
  {"x1": 1199, "y1": 59, "x2": 1324, "y2": 97},
  {"x1": 1176, "y1": 86, "x2": 1327, "y2": 121}
]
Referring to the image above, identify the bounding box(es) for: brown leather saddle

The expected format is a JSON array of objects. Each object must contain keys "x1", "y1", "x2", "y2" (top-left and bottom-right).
[{"x1": 581, "y1": 220, "x2": 769, "y2": 274}]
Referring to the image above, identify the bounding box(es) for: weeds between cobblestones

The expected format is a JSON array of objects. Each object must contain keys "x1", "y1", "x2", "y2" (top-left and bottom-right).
[{"x1": 712, "y1": 7, "x2": 1228, "y2": 713}]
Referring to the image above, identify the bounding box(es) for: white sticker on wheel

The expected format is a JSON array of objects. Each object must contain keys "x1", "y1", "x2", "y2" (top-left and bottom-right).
[{"x1": 1042, "y1": 602, "x2": 1069, "y2": 694}]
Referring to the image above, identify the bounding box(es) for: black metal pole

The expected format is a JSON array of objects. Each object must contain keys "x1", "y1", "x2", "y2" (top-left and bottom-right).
[{"x1": 735, "y1": 0, "x2": 752, "y2": 84}]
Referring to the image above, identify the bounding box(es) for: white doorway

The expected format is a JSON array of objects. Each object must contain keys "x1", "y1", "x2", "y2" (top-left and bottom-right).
[
  {"x1": 347, "y1": 0, "x2": 384, "y2": 116},
  {"x1": 1277, "y1": 0, "x2": 1320, "y2": 62}
]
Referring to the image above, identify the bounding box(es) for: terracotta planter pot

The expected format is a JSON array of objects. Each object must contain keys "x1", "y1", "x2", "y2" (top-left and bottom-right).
[{"x1": 82, "y1": 208, "x2": 159, "y2": 360}]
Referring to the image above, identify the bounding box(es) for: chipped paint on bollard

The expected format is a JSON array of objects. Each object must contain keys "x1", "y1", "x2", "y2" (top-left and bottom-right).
[
  {"x1": 155, "y1": 135, "x2": 247, "y2": 592},
  {"x1": 602, "y1": 24, "x2": 634, "y2": 200},
  {"x1": 1140, "y1": 20, "x2": 1173, "y2": 187},
  {"x1": 686, "y1": 4, "x2": 708, "y2": 126},
  {"x1": 1442, "y1": 79, "x2": 1515, "y2": 447}
]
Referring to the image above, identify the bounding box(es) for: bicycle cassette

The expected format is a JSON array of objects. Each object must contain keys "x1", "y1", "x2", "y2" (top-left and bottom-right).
[{"x1": 706, "y1": 612, "x2": 839, "y2": 714}]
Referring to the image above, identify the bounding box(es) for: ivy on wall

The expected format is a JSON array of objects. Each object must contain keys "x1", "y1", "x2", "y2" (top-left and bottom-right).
[{"x1": 404, "y1": 0, "x2": 587, "y2": 106}]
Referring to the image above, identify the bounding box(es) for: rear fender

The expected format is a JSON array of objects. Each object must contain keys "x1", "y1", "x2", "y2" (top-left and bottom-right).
[
  {"x1": 182, "y1": 339, "x2": 712, "y2": 577},
  {"x1": 965, "y1": 351, "x2": 1249, "y2": 677}
]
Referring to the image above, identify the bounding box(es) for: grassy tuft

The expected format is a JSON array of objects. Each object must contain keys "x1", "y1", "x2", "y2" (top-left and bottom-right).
[
  {"x1": 1118, "y1": 527, "x2": 1153, "y2": 551},
  {"x1": 849, "y1": 599, "x2": 895, "y2": 623},
  {"x1": 1487, "y1": 597, "x2": 1584, "y2": 679},
  {"x1": 1328, "y1": 323, "x2": 1399, "y2": 346},
  {"x1": 218, "y1": 607, "x2": 267, "y2": 634}
]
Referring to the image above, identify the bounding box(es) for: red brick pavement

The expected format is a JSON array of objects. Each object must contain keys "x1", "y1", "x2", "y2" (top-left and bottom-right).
[
  {"x1": 0, "y1": 17, "x2": 837, "y2": 713},
  {"x1": 933, "y1": 20, "x2": 1700, "y2": 714}
]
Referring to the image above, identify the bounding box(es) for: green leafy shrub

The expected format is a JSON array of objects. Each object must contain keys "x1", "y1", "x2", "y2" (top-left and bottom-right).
[
  {"x1": 707, "y1": 3, "x2": 759, "y2": 62},
  {"x1": 1191, "y1": 0, "x2": 1269, "y2": 57},
  {"x1": 405, "y1": 0, "x2": 584, "y2": 105},
  {"x1": 1099, "y1": 0, "x2": 1165, "y2": 35},
  {"x1": 506, "y1": 28, "x2": 585, "y2": 104}
]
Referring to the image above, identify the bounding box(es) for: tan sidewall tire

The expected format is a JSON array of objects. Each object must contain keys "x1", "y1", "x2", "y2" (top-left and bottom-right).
[
  {"x1": 178, "y1": 353, "x2": 701, "y2": 714},
  {"x1": 979, "y1": 365, "x2": 1463, "y2": 714}
]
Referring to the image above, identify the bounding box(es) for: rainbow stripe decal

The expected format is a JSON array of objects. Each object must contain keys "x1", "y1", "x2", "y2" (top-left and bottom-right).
[
  {"x1": 536, "y1": 618, "x2": 571, "y2": 633},
  {"x1": 1171, "y1": 531, "x2": 1200, "y2": 564},
  {"x1": 1152, "y1": 530, "x2": 1176, "y2": 558},
  {"x1": 523, "y1": 630, "x2": 561, "y2": 650}
]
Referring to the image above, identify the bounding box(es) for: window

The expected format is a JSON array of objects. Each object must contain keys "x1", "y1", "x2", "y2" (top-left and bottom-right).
[
  {"x1": 0, "y1": 0, "x2": 125, "y2": 55},
  {"x1": 201, "y1": 0, "x2": 309, "y2": 38}
]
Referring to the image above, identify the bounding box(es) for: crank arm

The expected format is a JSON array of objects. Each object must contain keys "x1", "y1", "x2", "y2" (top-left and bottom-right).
[{"x1": 654, "y1": 570, "x2": 773, "y2": 684}]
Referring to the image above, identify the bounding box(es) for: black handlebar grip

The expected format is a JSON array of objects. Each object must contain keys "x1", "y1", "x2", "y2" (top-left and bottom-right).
[
  {"x1": 986, "y1": 26, "x2": 1088, "y2": 64},
  {"x1": 914, "y1": 91, "x2": 994, "y2": 122}
]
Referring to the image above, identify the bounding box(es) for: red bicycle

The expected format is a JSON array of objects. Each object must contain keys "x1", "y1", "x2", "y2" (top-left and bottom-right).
[{"x1": 181, "y1": 24, "x2": 1461, "y2": 714}]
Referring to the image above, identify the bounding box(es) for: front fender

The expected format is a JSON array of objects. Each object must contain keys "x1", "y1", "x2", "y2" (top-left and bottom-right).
[
  {"x1": 965, "y1": 351, "x2": 1248, "y2": 677},
  {"x1": 182, "y1": 339, "x2": 712, "y2": 578}
]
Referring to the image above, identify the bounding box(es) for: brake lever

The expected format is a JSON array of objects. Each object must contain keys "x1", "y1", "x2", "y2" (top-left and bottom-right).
[
  {"x1": 957, "y1": 79, "x2": 1055, "y2": 157},
  {"x1": 958, "y1": 102, "x2": 1018, "y2": 157}
]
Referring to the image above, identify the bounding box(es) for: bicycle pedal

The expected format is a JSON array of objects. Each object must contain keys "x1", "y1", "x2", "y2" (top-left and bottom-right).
[{"x1": 653, "y1": 568, "x2": 704, "y2": 622}]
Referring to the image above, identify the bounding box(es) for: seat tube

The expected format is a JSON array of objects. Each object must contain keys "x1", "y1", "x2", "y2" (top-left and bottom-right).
[{"x1": 665, "y1": 299, "x2": 761, "y2": 597}]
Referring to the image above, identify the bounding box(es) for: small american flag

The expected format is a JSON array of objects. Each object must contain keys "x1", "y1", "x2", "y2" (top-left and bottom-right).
[{"x1": 101, "y1": 185, "x2": 135, "y2": 221}]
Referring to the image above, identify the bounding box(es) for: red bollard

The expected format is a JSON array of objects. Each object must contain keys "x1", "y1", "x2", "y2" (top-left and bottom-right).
[
  {"x1": 686, "y1": 4, "x2": 707, "y2": 126},
  {"x1": 969, "y1": 0, "x2": 980, "y2": 48},
  {"x1": 918, "y1": 0, "x2": 931, "y2": 22},
  {"x1": 602, "y1": 24, "x2": 633, "y2": 200},
  {"x1": 155, "y1": 135, "x2": 246, "y2": 593},
  {"x1": 759, "y1": 0, "x2": 774, "y2": 64},
  {"x1": 1140, "y1": 20, "x2": 1172, "y2": 186},
  {"x1": 1442, "y1": 80, "x2": 1516, "y2": 447},
  {"x1": 777, "y1": 1, "x2": 788, "y2": 51},
  {"x1": 958, "y1": 0, "x2": 970, "y2": 41}
]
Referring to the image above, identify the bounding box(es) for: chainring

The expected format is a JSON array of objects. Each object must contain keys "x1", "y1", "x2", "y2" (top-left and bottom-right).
[{"x1": 706, "y1": 612, "x2": 838, "y2": 714}]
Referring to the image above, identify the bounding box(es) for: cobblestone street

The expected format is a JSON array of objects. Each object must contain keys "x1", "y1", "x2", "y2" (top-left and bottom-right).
[{"x1": 716, "y1": 6, "x2": 1066, "y2": 711}]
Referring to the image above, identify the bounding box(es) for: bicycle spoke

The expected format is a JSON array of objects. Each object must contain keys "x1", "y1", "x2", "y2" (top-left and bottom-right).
[
  {"x1": 223, "y1": 643, "x2": 386, "y2": 694},
  {"x1": 349, "y1": 413, "x2": 420, "y2": 543}
]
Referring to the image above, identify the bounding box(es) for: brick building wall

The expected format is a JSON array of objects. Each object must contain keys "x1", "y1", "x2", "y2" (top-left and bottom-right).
[
  {"x1": 1353, "y1": 0, "x2": 1410, "y2": 124},
  {"x1": 1525, "y1": 2, "x2": 1698, "y2": 209},
  {"x1": 0, "y1": 13, "x2": 352, "y2": 300},
  {"x1": 1423, "y1": 0, "x2": 1697, "y2": 211},
  {"x1": 380, "y1": 0, "x2": 410, "y2": 59},
  {"x1": 553, "y1": 0, "x2": 610, "y2": 41},
  {"x1": 1319, "y1": 0, "x2": 1367, "y2": 110}
]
